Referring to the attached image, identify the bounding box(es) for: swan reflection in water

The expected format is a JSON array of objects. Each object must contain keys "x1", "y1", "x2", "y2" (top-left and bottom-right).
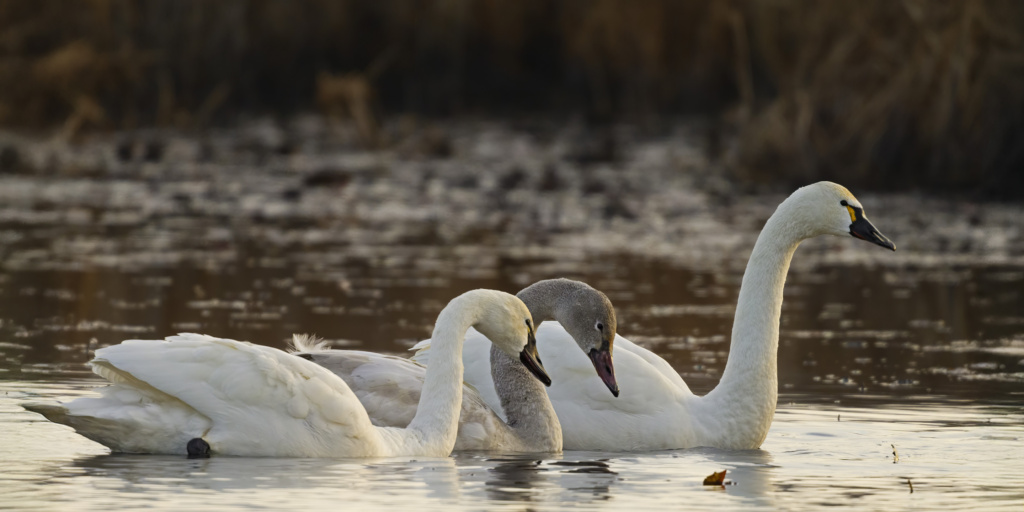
[
  {"x1": 481, "y1": 455, "x2": 616, "y2": 502},
  {"x1": 60, "y1": 454, "x2": 466, "y2": 505},
  {"x1": 476, "y1": 449, "x2": 776, "y2": 506},
  {"x1": 51, "y1": 449, "x2": 775, "y2": 508}
]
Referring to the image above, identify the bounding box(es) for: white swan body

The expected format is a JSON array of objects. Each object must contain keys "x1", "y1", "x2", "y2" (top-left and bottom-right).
[
  {"x1": 295, "y1": 279, "x2": 619, "y2": 453},
  {"x1": 415, "y1": 324, "x2": 704, "y2": 450},
  {"x1": 28, "y1": 334, "x2": 391, "y2": 457},
  {"x1": 292, "y1": 344, "x2": 553, "y2": 452},
  {"x1": 25, "y1": 289, "x2": 542, "y2": 457},
  {"x1": 414, "y1": 182, "x2": 895, "y2": 450}
]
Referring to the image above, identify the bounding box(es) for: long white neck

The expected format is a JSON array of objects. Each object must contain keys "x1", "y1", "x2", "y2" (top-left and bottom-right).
[
  {"x1": 697, "y1": 205, "x2": 803, "y2": 448},
  {"x1": 405, "y1": 294, "x2": 479, "y2": 454}
]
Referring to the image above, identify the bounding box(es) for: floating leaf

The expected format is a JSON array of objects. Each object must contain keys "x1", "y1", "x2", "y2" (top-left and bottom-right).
[
  {"x1": 891, "y1": 443, "x2": 899, "y2": 463},
  {"x1": 703, "y1": 470, "x2": 727, "y2": 485}
]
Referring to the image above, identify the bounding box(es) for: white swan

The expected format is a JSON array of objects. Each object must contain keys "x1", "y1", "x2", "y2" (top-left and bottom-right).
[
  {"x1": 414, "y1": 182, "x2": 895, "y2": 450},
  {"x1": 293, "y1": 278, "x2": 618, "y2": 452},
  {"x1": 24, "y1": 289, "x2": 549, "y2": 457}
]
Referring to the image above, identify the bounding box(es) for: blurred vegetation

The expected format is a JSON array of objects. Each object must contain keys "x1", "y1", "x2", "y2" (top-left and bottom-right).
[{"x1": 0, "y1": 0, "x2": 1022, "y2": 196}]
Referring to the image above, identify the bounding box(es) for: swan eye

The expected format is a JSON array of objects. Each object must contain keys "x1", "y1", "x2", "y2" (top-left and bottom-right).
[
  {"x1": 840, "y1": 200, "x2": 857, "y2": 222},
  {"x1": 596, "y1": 322, "x2": 604, "y2": 332}
]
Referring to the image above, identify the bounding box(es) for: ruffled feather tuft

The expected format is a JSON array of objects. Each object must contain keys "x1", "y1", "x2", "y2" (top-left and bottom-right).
[{"x1": 289, "y1": 334, "x2": 332, "y2": 353}]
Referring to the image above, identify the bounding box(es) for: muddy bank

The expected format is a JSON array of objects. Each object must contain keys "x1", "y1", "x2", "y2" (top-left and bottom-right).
[{"x1": 1, "y1": 118, "x2": 1022, "y2": 275}]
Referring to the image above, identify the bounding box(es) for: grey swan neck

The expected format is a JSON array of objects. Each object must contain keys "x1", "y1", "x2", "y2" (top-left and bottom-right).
[
  {"x1": 698, "y1": 207, "x2": 803, "y2": 447},
  {"x1": 484, "y1": 282, "x2": 568, "y2": 451},
  {"x1": 489, "y1": 346, "x2": 562, "y2": 450}
]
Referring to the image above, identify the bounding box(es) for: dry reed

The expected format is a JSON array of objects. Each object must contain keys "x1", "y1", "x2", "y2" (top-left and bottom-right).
[{"x1": 0, "y1": 1, "x2": 1019, "y2": 195}]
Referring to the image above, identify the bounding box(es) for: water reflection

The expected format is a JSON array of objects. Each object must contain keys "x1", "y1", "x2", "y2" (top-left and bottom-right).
[
  {"x1": 480, "y1": 456, "x2": 619, "y2": 502},
  {"x1": 4, "y1": 383, "x2": 1023, "y2": 511},
  {"x1": 484, "y1": 457, "x2": 550, "y2": 501},
  {"x1": 699, "y1": 448, "x2": 776, "y2": 500},
  {"x1": 52, "y1": 452, "x2": 621, "y2": 507}
]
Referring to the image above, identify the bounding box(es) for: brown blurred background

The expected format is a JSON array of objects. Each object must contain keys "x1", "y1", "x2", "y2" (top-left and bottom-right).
[{"x1": 1, "y1": 0, "x2": 1022, "y2": 196}]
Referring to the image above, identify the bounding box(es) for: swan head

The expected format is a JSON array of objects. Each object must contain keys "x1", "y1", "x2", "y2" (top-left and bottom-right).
[
  {"x1": 469, "y1": 290, "x2": 551, "y2": 386},
  {"x1": 783, "y1": 182, "x2": 895, "y2": 251},
  {"x1": 549, "y1": 281, "x2": 620, "y2": 397}
]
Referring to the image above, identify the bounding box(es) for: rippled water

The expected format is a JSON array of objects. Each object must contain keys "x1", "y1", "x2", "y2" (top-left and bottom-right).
[
  {"x1": 4, "y1": 257, "x2": 1024, "y2": 398},
  {"x1": 2, "y1": 253, "x2": 1022, "y2": 510},
  {"x1": 3, "y1": 381, "x2": 1022, "y2": 510},
  {"x1": 1, "y1": 125, "x2": 1023, "y2": 510}
]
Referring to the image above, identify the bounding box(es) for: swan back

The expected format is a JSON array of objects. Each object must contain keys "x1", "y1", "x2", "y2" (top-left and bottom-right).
[{"x1": 49, "y1": 333, "x2": 387, "y2": 456}]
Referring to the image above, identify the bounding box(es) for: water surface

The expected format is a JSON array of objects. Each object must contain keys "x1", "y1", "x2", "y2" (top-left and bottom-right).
[{"x1": 1, "y1": 126, "x2": 1022, "y2": 510}]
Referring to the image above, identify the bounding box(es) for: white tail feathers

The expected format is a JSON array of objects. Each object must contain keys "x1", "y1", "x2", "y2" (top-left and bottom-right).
[
  {"x1": 288, "y1": 334, "x2": 332, "y2": 353},
  {"x1": 409, "y1": 339, "x2": 432, "y2": 365}
]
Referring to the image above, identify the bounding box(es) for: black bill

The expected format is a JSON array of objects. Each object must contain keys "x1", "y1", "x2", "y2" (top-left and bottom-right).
[
  {"x1": 519, "y1": 329, "x2": 551, "y2": 386},
  {"x1": 849, "y1": 214, "x2": 895, "y2": 251},
  {"x1": 588, "y1": 348, "x2": 619, "y2": 397}
]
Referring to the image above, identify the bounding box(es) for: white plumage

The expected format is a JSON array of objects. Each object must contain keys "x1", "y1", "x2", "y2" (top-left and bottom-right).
[
  {"x1": 413, "y1": 323, "x2": 698, "y2": 450},
  {"x1": 414, "y1": 182, "x2": 895, "y2": 450},
  {"x1": 290, "y1": 343, "x2": 549, "y2": 452},
  {"x1": 298, "y1": 278, "x2": 619, "y2": 453},
  {"x1": 30, "y1": 334, "x2": 387, "y2": 457},
  {"x1": 26, "y1": 289, "x2": 539, "y2": 457}
]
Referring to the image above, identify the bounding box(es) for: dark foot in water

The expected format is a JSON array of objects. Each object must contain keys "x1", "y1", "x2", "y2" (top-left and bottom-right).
[{"x1": 186, "y1": 438, "x2": 211, "y2": 458}]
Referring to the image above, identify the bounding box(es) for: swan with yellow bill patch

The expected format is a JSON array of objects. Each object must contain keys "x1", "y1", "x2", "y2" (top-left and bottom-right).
[{"x1": 414, "y1": 181, "x2": 895, "y2": 451}]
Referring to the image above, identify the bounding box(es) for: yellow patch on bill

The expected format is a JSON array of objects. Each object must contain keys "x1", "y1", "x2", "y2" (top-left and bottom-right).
[{"x1": 845, "y1": 205, "x2": 857, "y2": 222}]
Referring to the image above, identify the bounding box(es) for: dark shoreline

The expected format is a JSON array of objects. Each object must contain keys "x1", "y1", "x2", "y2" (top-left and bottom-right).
[{"x1": 0, "y1": 117, "x2": 1022, "y2": 274}]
